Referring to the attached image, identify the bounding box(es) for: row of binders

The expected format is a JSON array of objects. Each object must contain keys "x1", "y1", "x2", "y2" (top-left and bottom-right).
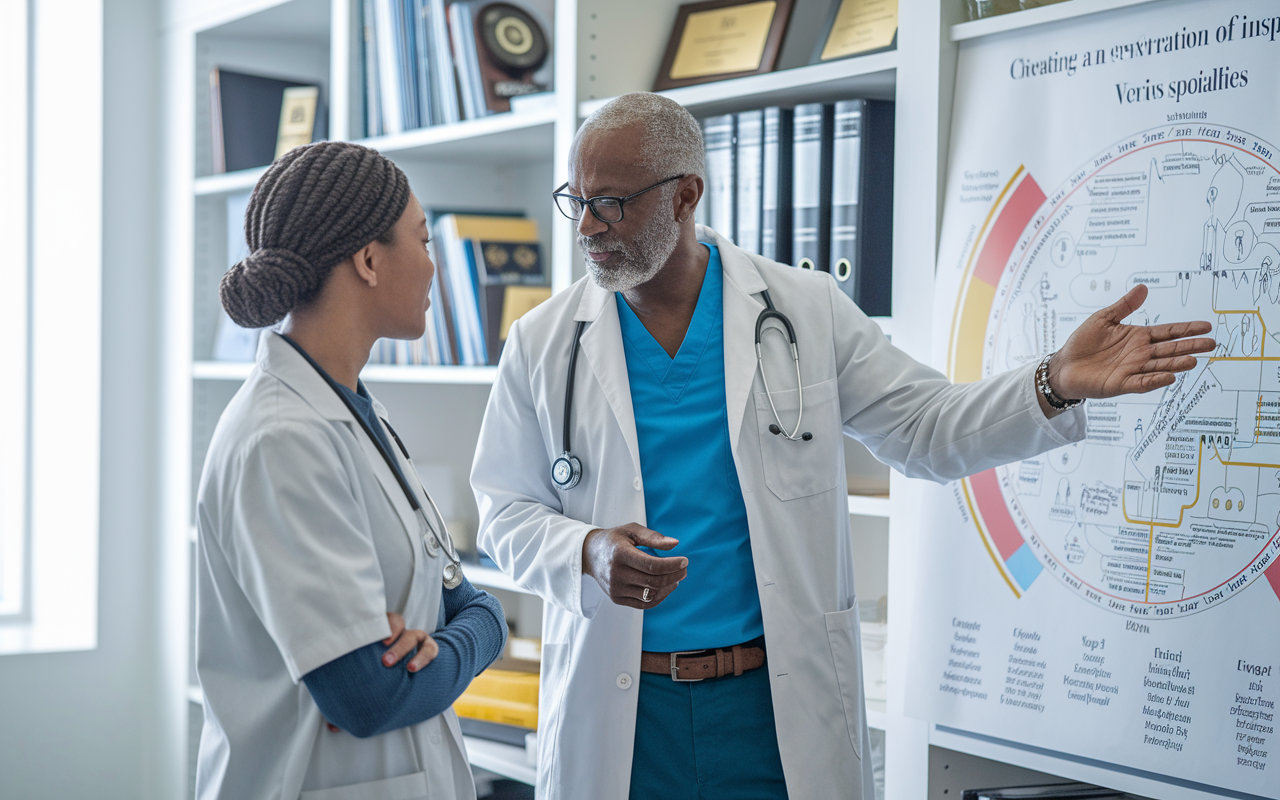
[
  {"x1": 361, "y1": 0, "x2": 554, "y2": 137},
  {"x1": 369, "y1": 212, "x2": 550, "y2": 367},
  {"x1": 698, "y1": 100, "x2": 895, "y2": 317}
]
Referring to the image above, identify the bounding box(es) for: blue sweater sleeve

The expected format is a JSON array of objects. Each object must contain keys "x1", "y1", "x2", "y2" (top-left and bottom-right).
[{"x1": 303, "y1": 576, "x2": 508, "y2": 738}]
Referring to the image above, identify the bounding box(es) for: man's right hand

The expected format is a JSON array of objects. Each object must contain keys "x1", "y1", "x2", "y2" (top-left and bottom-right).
[{"x1": 582, "y1": 523, "x2": 688, "y2": 609}]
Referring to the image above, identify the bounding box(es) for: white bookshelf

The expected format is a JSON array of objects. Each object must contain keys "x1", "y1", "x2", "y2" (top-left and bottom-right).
[
  {"x1": 192, "y1": 107, "x2": 559, "y2": 197},
  {"x1": 192, "y1": 360, "x2": 499, "y2": 384},
  {"x1": 161, "y1": 0, "x2": 1182, "y2": 797},
  {"x1": 951, "y1": 0, "x2": 1160, "y2": 41},
  {"x1": 848, "y1": 494, "x2": 892, "y2": 519},
  {"x1": 466, "y1": 564, "x2": 532, "y2": 596},
  {"x1": 579, "y1": 49, "x2": 898, "y2": 119},
  {"x1": 464, "y1": 736, "x2": 537, "y2": 786}
]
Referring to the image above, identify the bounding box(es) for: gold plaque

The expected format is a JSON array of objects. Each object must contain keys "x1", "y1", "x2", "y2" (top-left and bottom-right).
[
  {"x1": 669, "y1": 1, "x2": 777, "y2": 80},
  {"x1": 654, "y1": 0, "x2": 794, "y2": 90},
  {"x1": 817, "y1": 0, "x2": 897, "y2": 62}
]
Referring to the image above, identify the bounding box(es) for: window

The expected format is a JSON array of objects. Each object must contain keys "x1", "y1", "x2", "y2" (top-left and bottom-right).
[
  {"x1": 0, "y1": 0, "x2": 31, "y2": 621},
  {"x1": 0, "y1": 0, "x2": 101, "y2": 653}
]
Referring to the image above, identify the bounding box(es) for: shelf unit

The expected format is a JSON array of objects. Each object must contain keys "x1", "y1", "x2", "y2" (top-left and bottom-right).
[
  {"x1": 191, "y1": 360, "x2": 500, "y2": 384},
  {"x1": 950, "y1": 0, "x2": 1159, "y2": 40},
  {"x1": 157, "y1": 0, "x2": 1187, "y2": 797},
  {"x1": 463, "y1": 736, "x2": 537, "y2": 787}
]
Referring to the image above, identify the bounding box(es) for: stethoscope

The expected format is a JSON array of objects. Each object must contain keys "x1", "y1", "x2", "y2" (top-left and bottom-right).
[
  {"x1": 283, "y1": 335, "x2": 464, "y2": 588},
  {"x1": 550, "y1": 288, "x2": 811, "y2": 492}
]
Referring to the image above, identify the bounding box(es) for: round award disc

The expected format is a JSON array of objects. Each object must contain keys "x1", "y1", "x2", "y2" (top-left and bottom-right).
[{"x1": 479, "y1": 3, "x2": 548, "y2": 72}]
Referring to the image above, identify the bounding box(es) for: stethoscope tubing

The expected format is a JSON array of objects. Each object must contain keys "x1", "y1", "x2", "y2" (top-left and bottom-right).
[
  {"x1": 280, "y1": 335, "x2": 463, "y2": 584},
  {"x1": 554, "y1": 286, "x2": 810, "y2": 489},
  {"x1": 755, "y1": 290, "x2": 807, "y2": 442}
]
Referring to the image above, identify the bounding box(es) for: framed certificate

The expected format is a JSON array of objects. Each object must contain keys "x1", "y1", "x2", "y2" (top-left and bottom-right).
[
  {"x1": 811, "y1": 0, "x2": 898, "y2": 64},
  {"x1": 653, "y1": 0, "x2": 795, "y2": 91}
]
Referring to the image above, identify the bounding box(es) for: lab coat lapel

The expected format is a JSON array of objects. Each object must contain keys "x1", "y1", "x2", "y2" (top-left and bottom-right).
[
  {"x1": 259, "y1": 333, "x2": 423, "y2": 551},
  {"x1": 574, "y1": 279, "x2": 642, "y2": 479},
  {"x1": 354, "y1": 412, "x2": 424, "y2": 553},
  {"x1": 698, "y1": 226, "x2": 768, "y2": 458}
]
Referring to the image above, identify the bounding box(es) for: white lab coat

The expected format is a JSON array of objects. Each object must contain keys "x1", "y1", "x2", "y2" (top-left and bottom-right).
[
  {"x1": 195, "y1": 332, "x2": 475, "y2": 800},
  {"x1": 471, "y1": 226, "x2": 1086, "y2": 799}
]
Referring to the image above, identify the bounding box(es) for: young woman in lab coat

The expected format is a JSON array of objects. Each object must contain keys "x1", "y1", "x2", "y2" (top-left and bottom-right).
[{"x1": 194, "y1": 141, "x2": 506, "y2": 800}]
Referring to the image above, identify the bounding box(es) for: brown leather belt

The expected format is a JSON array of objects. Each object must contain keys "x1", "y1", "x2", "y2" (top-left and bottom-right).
[{"x1": 639, "y1": 643, "x2": 765, "y2": 682}]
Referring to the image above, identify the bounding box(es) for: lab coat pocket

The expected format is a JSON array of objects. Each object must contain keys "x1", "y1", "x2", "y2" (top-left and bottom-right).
[
  {"x1": 298, "y1": 770, "x2": 430, "y2": 800},
  {"x1": 754, "y1": 378, "x2": 842, "y2": 501},
  {"x1": 824, "y1": 606, "x2": 864, "y2": 760}
]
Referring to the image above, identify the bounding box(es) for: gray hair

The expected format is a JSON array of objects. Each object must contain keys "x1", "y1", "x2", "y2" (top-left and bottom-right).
[{"x1": 574, "y1": 92, "x2": 705, "y2": 181}]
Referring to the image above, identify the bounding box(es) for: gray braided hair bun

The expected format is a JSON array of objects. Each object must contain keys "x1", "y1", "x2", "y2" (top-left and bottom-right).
[{"x1": 220, "y1": 140, "x2": 411, "y2": 328}]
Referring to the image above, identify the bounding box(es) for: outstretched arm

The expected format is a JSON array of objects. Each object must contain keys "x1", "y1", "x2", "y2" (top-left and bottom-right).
[{"x1": 1043, "y1": 283, "x2": 1216, "y2": 413}]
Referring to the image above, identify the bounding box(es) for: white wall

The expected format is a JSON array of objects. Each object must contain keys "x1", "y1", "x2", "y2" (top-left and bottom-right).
[{"x1": 0, "y1": 0, "x2": 165, "y2": 796}]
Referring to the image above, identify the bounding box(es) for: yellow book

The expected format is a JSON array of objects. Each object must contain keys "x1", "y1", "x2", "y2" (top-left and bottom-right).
[
  {"x1": 465, "y1": 669, "x2": 539, "y2": 705},
  {"x1": 500, "y1": 286, "x2": 552, "y2": 340},
  {"x1": 454, "y1": 669, "x2": 539, "y2": 729},
  {"x1": 453, "y1": 694, "x2": 538, "y2": 729},
  {"x1": 447, "y1": 215, "x2": 539, "y2": 243}
]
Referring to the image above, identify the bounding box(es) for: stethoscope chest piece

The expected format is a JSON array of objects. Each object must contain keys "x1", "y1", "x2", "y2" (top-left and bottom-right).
[
  {"x1": 551, "y1": 451, "x2": 582, "y2": 490},
  {"x1": 442, "y1": 560, "x2": 462, "y2": 590},
  {"x1": 416, "y1": 504, "x2": 463, "y2": 589}
]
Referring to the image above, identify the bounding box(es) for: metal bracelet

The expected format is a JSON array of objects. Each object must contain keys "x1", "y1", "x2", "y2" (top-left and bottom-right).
[{"x1": 1036, "y1": 353, "x2": 1085, "y2": 410}]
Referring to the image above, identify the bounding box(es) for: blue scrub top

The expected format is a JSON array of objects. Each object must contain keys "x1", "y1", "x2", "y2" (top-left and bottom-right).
[{"x1": 616, "y1": 244, "x2": 764, "y2": 652}]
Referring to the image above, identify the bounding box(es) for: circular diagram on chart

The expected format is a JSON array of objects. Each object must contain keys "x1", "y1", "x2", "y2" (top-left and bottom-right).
[{"x1": 948, "y1": 123, "x2": 1280, "y2": 619}]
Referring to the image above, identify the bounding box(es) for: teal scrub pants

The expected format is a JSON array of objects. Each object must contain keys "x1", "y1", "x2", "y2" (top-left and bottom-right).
[{"x1": 628, "y1": 661, "x2": 789, "y2": 800}]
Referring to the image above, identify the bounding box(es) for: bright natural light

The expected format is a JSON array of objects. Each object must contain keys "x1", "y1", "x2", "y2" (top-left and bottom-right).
[
  {"x1": 0, "y1": 0, "x2": 101, "y2": 653},
  {"x1": 0, "y1": 0, "x2": 30, "y2": 619}
]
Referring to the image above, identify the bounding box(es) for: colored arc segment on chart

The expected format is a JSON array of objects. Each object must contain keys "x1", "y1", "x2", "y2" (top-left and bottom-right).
[{"x1": 952, "y1": 167, "x2": 1049, "y2": 597}]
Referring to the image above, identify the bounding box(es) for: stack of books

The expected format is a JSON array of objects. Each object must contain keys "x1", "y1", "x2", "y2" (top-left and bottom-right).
[
  {"x1": 214, "y1": 193, "x2": 549, "y2": 367},
  {"x1": 368, "y1": 211, "x2": 550, "y2": 367},
  {"x1": 454, "y1": 637, "x2": 541, "y2": 746},
  {"x1": 698, "y1": 100, "x2": 895, "y2": 317},
  {"x1": 361, "y1": 0, "x2": 554, "y2": 136}
]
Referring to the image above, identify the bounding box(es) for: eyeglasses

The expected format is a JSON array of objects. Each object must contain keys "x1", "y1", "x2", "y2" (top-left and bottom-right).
[{"x1": 552, "y1": 175, "x2": 685, "y2": 223}]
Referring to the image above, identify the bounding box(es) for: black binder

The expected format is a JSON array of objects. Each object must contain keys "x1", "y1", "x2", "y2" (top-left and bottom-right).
[
  {"x1": 735, "y1": 109, "x2": 765, "y2": 254},
  {"x1": 761, "y1": 106, "x2": 793, "y2": 264},
  {"x1": 703, "y1": 114, "x2": 737, "y2": 242},
  {"x1": 791, "y1": 103, "x2": 834, "y2": 272},
  {"x1": 828, "y1": 98, "x2": 895, "y2": 316},
  {"x1": 210, "y1": 68, "x2": 325, "y2": 173}
]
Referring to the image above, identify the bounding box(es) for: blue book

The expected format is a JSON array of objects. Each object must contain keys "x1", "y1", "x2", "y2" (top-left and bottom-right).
[
  {"x1": 464, "y1": 241, "x2": 488, "y2": 362},
  {"x1": 412, "y1": 0, "x2": 434, "y2": 128},
  {"x1": 362, "y1": 0, "x2": 381, "y2": 136}
]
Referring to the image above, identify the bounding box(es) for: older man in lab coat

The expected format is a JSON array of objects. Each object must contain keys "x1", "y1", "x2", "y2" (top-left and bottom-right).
[{"x1": 470, "y1": 92, "x2": 1213, "y2": 800}]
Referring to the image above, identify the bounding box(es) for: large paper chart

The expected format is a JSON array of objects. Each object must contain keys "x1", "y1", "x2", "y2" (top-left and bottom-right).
[
  {"x1": 911, "y1": 3, "x2": 1280, "y2": 797},
  {"x1": 957, "y1": 126, "x2": 1280, "y2": 619}
]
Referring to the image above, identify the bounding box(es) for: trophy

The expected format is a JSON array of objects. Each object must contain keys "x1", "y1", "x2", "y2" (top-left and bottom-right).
[{"x1": 475, "y1": 2, "x2": 550, "y2": 113}]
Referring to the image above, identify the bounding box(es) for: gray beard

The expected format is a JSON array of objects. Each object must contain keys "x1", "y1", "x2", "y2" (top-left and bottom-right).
[{"x1": 579, "y1": 200, "x2": 681, "y2": 293}]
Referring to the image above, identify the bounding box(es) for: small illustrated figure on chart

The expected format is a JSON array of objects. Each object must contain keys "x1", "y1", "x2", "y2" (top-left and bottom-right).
[
  {"x1": 1064, "y1": 524, "x2": 1087, "y2": 564},
  {"x1": 1202, "y1": 186, "x2": 1219, "y2": 270}
]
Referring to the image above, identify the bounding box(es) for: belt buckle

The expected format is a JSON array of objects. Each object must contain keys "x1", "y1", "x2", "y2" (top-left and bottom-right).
[{"x1": 670, "y1": 650, "x2": 709, "y2": 682}]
